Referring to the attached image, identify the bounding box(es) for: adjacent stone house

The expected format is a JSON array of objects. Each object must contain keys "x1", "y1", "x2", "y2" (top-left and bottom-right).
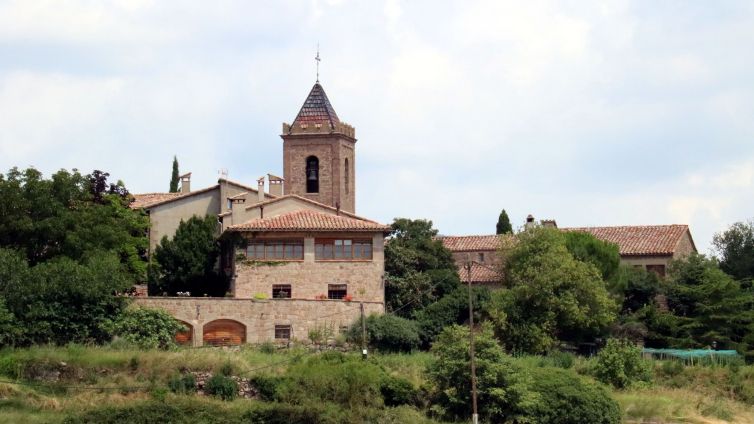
[
  {"x1": 441, "y1": 222, "x2": 697, "y2": 283},
  {"x1": 133, "y1": 80, "x2": 389, "y2": 346}
]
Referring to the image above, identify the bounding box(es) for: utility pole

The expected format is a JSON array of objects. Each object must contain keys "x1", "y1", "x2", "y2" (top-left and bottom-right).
[
  {"x1": 465, "y1": 257, "x2": 479, "y2": 424},
  {"x1": 360, "y1": 302, "x2": 368, "y2": 360}
]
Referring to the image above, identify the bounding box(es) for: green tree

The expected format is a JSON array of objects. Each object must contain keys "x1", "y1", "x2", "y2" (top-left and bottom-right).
[
  {"x1": 563, "y1": 231, "x2": 621, "y2": 281},
  {"x1": 0, "y1": 167, "x2": 148, "y2": 280},
  {"x1": 496, "y1": 209, "x2": 513, "y2": 235},
  {"x1": 0, "y1": 299, "x2": 21, "y2": 347},
  {"x1": 713, "y1": 220, "x2": 754, "y2": 283},
  {"x1": 488, "y1": 227, "x2": 618, "y2": 353},
  {"x1": 593, "y1": 338, "x2": 652, "y2": 389},
  {"x1": 0, "y1": 249, "x2": 132, "y2": 345},
  {"x1": 169, "y1": 156, "x2": 180, "y2": 193},
  {"x1": 413, "y1": 285, "x2": 491, "y2": 349},
  {"x1": 384, "y1": 218, "x2": 460, "y2": 316},
  {"x1": 153, "y1": 215, "x2": 225, "y2": 296},
  {"x1": 347, "y1": 314, "x2": 420, "y2": 353},
  {"x1": 428, "y1": 323, "x2": 535, "y2": 423},
  {"x1": 104, "y1": 307, "x2": 187, "y2": 349},
  {"x1": 665, "y1": 254, "x2": 754, "y2": 353}
]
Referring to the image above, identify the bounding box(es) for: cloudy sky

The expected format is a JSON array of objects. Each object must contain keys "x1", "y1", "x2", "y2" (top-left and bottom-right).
[{"x1": 1, "y1": 0, "x2": 753, "y2": 252}]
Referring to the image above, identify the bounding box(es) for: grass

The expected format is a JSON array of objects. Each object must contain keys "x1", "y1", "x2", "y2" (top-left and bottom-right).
[{"x1": 1, "y1": 345, "x2": 754, "y2": 423}]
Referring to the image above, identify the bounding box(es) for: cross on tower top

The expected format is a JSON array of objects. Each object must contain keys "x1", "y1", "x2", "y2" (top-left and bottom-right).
[{"x1": 315, "y1": 44, "x2": 321, "y2": 82}]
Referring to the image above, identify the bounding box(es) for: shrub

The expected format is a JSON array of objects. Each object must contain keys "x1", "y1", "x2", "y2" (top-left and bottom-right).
[
  {"x1": 0, "y1": 299, "x2": 21, "y2": 347},
  {"x1": 526, "y1": 367, "x2": 621, "y2": 424},
  {"x1": 258, "y1": 341, "x2": 276, "y2": 354},
  {"x1": 348, "y1": 314, "x2": 420, "y2": 353},
  {"x1": 62, "y1": 399, "x2": 244, "y2": 423},
  {"x1": 428, "y1": 323, "x2": 535, "y2": 422},
  {"x1": 380, "y1": 375, "x2": 417, "y2": 407},
  {"x1": 594, "y1": 338, "x2": 652, "y2": 388},
  {"x1": 219, "y1": 361, "x2": 234, "y2": 376},
  {"x1": 548, "y1": 351, "x2": 575, "y2": 369},
  {"x1": 168, "y1": 373, "x2": 196, "y2": 394},
  {"x1": 414, "y1": 285, "x2": 491, "y2": 349},
  {"x1": 105, "y1": 307, "x2": 186, "y2": 350},
  {"x1": 251, "y1": 374, "x2": 284, "y2": 401},
  {"x1": 242, "y1": 402, "x2": 347, "y2": 424},
  {"x1": 205, "y1": 374, "x2": 238, "y2": 401},
  {"x1": 275, "y1": 355, "x2": 385, "y2": 409}
]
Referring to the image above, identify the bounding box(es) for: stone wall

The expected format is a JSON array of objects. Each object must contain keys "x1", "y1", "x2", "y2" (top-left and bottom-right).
[
  {"x1": 134, "y1": 297, "x2": 384, "y2": 346},
  {"x1": 233, "y1": 233, "x2": 385, "y2": 303},
  {"x1": 282, "y1": 134, "x2": 356, "y2": 213}
]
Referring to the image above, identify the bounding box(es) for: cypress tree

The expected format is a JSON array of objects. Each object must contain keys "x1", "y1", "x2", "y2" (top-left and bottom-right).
[
  {"x1": 496, "y1": 209, "x2": 513, "y2": 234},
  {"x1": 169, "y1": 156, "x2": 180, "y2": 193}
]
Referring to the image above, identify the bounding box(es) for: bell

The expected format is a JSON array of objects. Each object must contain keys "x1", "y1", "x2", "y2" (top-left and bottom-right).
[{"x1": 308, "y1": 169, "x2": 317, "y2": 180}]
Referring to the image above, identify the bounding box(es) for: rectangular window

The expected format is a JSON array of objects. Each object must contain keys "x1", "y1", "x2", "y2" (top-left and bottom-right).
[
  {"x1": 646, "y1": 264, "x2": 666, "y2": 277},
  {"x1": 245, "y1": 240, "x2": 304, "y2": 260},
  {"x1": 328, "y1": 284, "x2": 348, "y2": 300},
  {"x1": 275, "y1": 325, "x2": 291, "y2": 339},
  {"x1": 315, "y1": 239, "x2": 373, "y2": 260},
  {"x1": 272, "y1": 284, "x2": 292, "y2": 299}
]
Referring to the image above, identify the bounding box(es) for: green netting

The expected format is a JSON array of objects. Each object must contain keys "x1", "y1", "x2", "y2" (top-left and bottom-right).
[{"x1": 642, "y1": 348, "x2": 740, "y2": 362}]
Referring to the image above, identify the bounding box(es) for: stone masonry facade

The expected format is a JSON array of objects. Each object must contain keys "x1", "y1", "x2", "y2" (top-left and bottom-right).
[
  {"x1": 232, "y1": 233, "x2": 384, "y2": 303},
  {"x1": 134, "y1": 297, "x2": 383, "y2": 346}
]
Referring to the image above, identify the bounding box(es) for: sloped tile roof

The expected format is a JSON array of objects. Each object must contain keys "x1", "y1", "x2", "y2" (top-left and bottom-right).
[
  {"x1": 228, "y1": 209, "x2": 391, "y2": 232},
  {"x1": 130, "y1": 192, "x2": 183, "y2": 209},
  {"x1": 459, "y1": 261, "x2": 502, "y2": 284},
  {"x1": 438, "y1": 234, "x2": 513, "y2": 252},
  {"x1": 292, "y1": 83, "x2": 340, "y2": 127},
  {"x1": 561, "y1": 225, "x2": 690, "y2": 256}
]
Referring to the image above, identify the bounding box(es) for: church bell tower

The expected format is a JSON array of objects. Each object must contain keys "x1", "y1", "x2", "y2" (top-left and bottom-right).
[{"x1": 281, "y1": 82, "x2": 356, "y2": 213}]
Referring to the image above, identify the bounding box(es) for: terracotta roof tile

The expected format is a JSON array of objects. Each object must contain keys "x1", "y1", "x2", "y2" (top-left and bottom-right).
[
  {"x1": 228, "y1": 209, "x2": 391, "y2": 232},
  {"x1": 130, "y1": 192, "x2": 183, "y2": 209},
  {"x1": 459, "y1": 262, "x2": 502, "y2": 284},
  {"x1": 561, "y1": 225, "x2": 690, "y2": 256},
  {"x1": 292, "y1": 83, "x2": 340, "y2": 127},
  {"x1": 438, "y1": 234, "x2": 514, "y2": 252}
]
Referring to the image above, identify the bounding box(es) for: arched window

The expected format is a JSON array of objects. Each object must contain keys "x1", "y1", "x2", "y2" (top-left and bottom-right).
[
  {"x1": 344, "y1": 158, "x2": 349, "y2": 195},
  {"x1": 306, "y1": 156, "x2": 319, "y2": 193}
]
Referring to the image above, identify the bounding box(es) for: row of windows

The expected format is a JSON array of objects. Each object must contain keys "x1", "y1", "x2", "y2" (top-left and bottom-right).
[
  {"x1": 244, "y1": 239, "x2": 372, "y2": 261},
  {"x1": 315, "y1": 239, "x2": 372, "y2": 260},
  {"x1": 271, "y1": 284, "x2": 348, "y2": 300}
]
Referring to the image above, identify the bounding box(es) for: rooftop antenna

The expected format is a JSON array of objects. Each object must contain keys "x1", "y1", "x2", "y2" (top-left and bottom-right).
[{"x1": 315, "y1": 43, "x2": 321, "y2": 82}]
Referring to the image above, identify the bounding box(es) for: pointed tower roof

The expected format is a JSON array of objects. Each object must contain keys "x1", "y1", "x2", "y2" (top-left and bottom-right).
[{"x1": 292, "y1": 82, "x2": 340, "y2": 128}]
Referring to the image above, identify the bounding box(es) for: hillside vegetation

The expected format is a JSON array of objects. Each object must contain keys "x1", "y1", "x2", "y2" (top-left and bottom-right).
[{"x1": 0, "y1": 345, "x2": 753, "y2": 423}]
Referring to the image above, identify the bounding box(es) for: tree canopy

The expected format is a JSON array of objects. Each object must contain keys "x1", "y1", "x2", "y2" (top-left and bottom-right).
[
  {"x1": 384, "y1": 218, "x2": 460, "y2": 317},
  {"x1": 170, "y1": 156, "x2": 180, "y2": 193},
  {"x1": 713, "y1": 220, "x2": 754, "y2": 283},
  {"x1": 487, "y1": 227, "x2": 618, "y2": 353},
  {"x1": 152, "y1": 215, "x2": 225, "y2": 296},
  {"x1": 0, "y1": 167, "x2": 149, "y2": 280},
  {"x1": 496, "y1": 209, "x2": 513, "y2": 235}
]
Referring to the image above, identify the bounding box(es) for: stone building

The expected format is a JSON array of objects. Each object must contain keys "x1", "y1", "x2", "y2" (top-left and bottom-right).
[
  {"x1": 133, "y1": 80, "x2": 389, "y2": 346},
  {"x1": 441, "y1": 219, "x2": 697, "y2": 282}
]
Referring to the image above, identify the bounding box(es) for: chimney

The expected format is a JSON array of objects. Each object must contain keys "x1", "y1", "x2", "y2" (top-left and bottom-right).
[
  {"x1": 180, "y1": 172, "x2": 192, "y2": 193},
  {"x1": 541, "y1": 219, "x2": 558, "y2": 229},
  {"x1": 257, "y1": 176, "x2": 266, "y2": 202},
  {"x1": 525, "y1": 214, "x2": 536, "y2": 230},
  {"x1": 268, "y1": 174, "x2": 284, "y2": 196}
]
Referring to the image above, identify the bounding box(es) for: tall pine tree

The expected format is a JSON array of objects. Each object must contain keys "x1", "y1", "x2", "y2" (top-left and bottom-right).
[
  {"x1": 496, "y1": 209, "x2": 512, "y2": 234},
  {"x1": 169, "y1": 156, "x2": 180, "y2": 193}
]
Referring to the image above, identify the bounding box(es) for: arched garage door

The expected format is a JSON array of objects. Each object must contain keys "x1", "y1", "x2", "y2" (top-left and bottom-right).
[
  {"x1": 203, "y1": 319, "x2": 246, "y2": 346},
  {"x1": 175, "y1": 321, "x2": 193, "y2": 346}
]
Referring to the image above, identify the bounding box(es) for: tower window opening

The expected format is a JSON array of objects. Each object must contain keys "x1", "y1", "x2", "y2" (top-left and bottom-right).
[
  {"x1": 344, "y1": 158, "x2": 349, "y2": 195},
  {"x1": 306, "y1": 156, "x2": 319, "y2": 193}
]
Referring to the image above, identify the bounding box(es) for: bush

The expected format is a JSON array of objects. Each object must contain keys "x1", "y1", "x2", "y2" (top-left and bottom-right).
[
  {"x1": 414, "y1": 285, "x2": 491, "y2": 349},
  {"x1": 526, "y1": 367, "x2": 621, "y2": 424},
  {"x1": 380, "y1": 375, "x2": 418, "y2": 407},
  {"x1": 168, "y1": 373, "x2": 196, "y2": 394},
  {"x1": 105, "y1": 307, "x2": 186, "y2": 350},
  {"x1": 205, "y1": 374, "x2": 238, "y2": 401},
  {"x1": 348, "y1": 314, "x2": 420, "y2": 353},
  {"x1": 428, "y1": 323, "x2": 535, "y2": 422},
  {"x1": 594, "y1": 338, "x2": 652, "y2": 388},
  {"x1": 275, "y1": 355, "x2": 385, "y2": 409},
  {"x1": 242, "y1": 402, "x2": 347, "y2": 424},
  {"x1": 251, "y1": 374, "x2": 284, "y2": 401},
  {"x1": 0, "y1": 299, "x2": 21, "y2": 347},
  {"x1": 548, "y1": 351, "x2": 575, "y2": 369},
  {"x1": 63, "y1": 399, "x2": 244, "y2": 424}
]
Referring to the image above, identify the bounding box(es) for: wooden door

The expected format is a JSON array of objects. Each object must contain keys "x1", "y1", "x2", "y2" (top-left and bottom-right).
[{"x1": 203, "y1": 319, "x2": 246, "y2": 346}]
